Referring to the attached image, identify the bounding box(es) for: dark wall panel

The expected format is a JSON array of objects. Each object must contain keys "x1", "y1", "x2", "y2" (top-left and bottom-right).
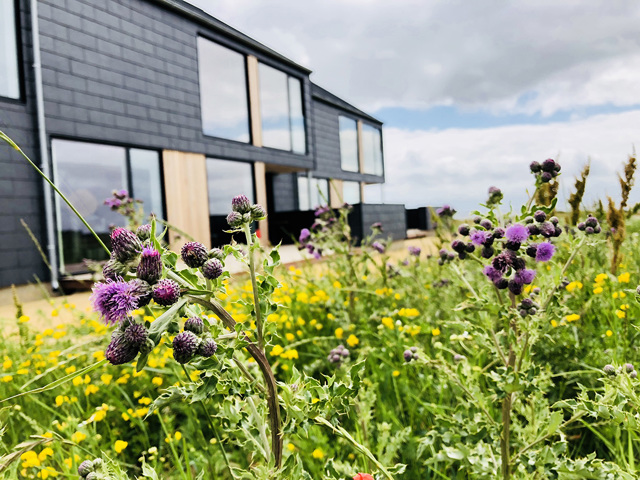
[{"x1": 0, "y1": 0, "x2": 49, "y2": 288}]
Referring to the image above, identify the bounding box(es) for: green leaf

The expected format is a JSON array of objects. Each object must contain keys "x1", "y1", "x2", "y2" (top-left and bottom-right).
[{"x1": 547, "y1": 411, "x2": 563, "y2": 436}]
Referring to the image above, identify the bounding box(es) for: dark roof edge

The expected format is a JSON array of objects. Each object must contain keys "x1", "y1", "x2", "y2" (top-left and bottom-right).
[
  {"x1": 311, "y1": 83, "x2": 383, "y2": 125},
  {"x1": 153, "y1": 0, "x2": 312, "y2": 74}
]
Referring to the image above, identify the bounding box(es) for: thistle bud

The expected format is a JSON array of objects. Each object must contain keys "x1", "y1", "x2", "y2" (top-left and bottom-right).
[
  {"x1": 78, "y1": 460, "x2": 94, "y2": 477},
  {"x1": 202, "y1": 259, "x2": 223, "y2": 280},
  {"x1": 103, "y1": 257, "x2": 128, "y2": 281},
  {"x1": 123, "y1": 322, "x2": 148, "y2": 349},
  {"x1": 111, "y1": 227, "x2": 142, "y2": 262},
  {"x1": 139, "y1": 338, "x2": 155, "y2": 355},
  {"x1": 136, "y1": 224, "x2": 152, "y2": 241},
  {"x1": 533, "y1": 210, "x2": 546, "y2": 223},
  {"x1": 250, "y1": 204, "x2": 266, "y2": 221},
  {"x1": 231, "y1": 194, "x2": 251, "y2": 214},
  {"x1": 173, "y1": 331, "x2": 200, "y2": 364},
  {"x1": 209, "y1": 248, "x2": 225, "y2": 261},
  {"x1": 137, "y1": 247, "x2": 162, "y2": 283},
  {"x1": 181, "y1": 242, "x2": 208, "y2": 268},
  {"x1": 128, "y1": 279, "x2": 153, "y2": 307},
  {"x1": 105, "y1": 332, "x2": 139, "y2": 365},
  {"x1": 184, "y1": 317, "x2": 205, "y2": 335},
  {"x1": 603, "y1": 364, "x2": 616, "y2": 376},
  {"x1": 198, "y1": 337, "x2": 218, "y2": 357},
  {"x1": 226, "y1": 211, "x2": 243, "y2": 228},
  {"x1": 152, "y1": 279, "x2": 180, "y2": 306}
]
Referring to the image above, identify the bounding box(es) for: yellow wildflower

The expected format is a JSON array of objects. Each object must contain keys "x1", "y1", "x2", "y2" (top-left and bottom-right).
[
  {"x1": 152, "y1": 377, "x2": 163, "y2": 387},
  {"x1": 565, "y1": 314, "x2": 580, "y2": 323},
  {"x1": 21, "y1": 450, "x2": 40, "y2": 468},
  {"x1": 606, "y1": 330, "x2": 613, "y2": 337},
  {"x1": 550, "y1": 320, "x2": 558, "y2": 328},
  {"x1": 595, "y1": 273, "x2": 608, "y2": 284},
  {"x1": 432, "y1": 328, "x2": 441, "y2": 336},
  {"x1": 101, "y1": 374, "x2": 113, "y2": 385},
  {"x1": 71, "y1": 431, "x2": 87, "y2": 443},
  {"x1": 287, "y1": 442, "x2": 296, "y2": 452},
  {"x1": 2, "y1": 375, "x2": 13, "y2": 383},
  {"x1": 392, "y1": 370, "x2": 400, "y2": 377},
  {"x1": 312, "y1": 448, "x2": 324, "y2": 459},
  {"x1": 84, "y1": 385, "x2": 99, "y2": 396},
  {"x1": 593, "y1": 287, "x2": 603, "y2": 294},
  {"x1": 346, "y1": 334, "x2": 359, "y2": 347},
  {"x1": 270, "y1": 345, "x2": 284, "y2": 357},
  {"x1": 335, "y1": 327, "x2": 344, "y2": 339},
  {"x1": 18, "y1": 315, "x2": 29, "y2": 323},
  {"x1": 285, "y1": 333, "x2": 295, "y2": 342},
  {"x1": 616, "y1": 310, "x2": 626, "y2": 319},
  {"x1": 565, "y1": 281, "x2": 583, "y2": 293},
  {"x1": 618, "y1": 272, "x2": 631, "y2": 283},
  {"x1": 381, "y1": 317, "x2": 394, "y2": 330},
  {"x1": 114, "y1": 440, "x2": 128, "y2": 453},
  {"x1": 38, "y1": 447, "x2": 54, "y2": 461}
]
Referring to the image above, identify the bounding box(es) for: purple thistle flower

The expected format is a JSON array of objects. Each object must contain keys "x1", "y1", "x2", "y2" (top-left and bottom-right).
[
  {"x1": 181, "y1": 242, "x2": 209, "y2": 268},
  {"x1": 408, "y1": 246, "x2": 421, "y2": 256},
  {"x1": 78, "y1": 460, "x2": 94, "y2": 477},
  {"x1": 505, "y1": 224, "x2": 529, "y2": 243},
  {"x1": 371, "y1": 241, "x2": 385, "y2": 254},
  {"x1": 123, "y1": 322, "x2": 148, "y2": 349},
  {"x1": 137, "y1": 247, "x2": 162, "y2": 283},
  {"x1": 90, "y1": 279, "x2": 141, "y2": 325},
  {"x1": 535, "y1": 242, "x2": 555, "y2": 262},
  {"x1": 152, "y1": 279, "x2": 180, "y2": 306},
  {"x1": 470, "y1": 230, "x2": 489, "y2": 246},
  {"x1": 436, "y1": 205, "x2": 456, "y2": 217},
  {"x1": 315, "y1": 205, "x2": 330, "y2": 217},
  {"x1": 515, "y1": 269, "x2": 536, "y2": 285},
  {"x1": 492, "y1": 250, "x2": 515, "y2": 273},
  {"x1": 299, "y1": 228, "x2": 311, "y2": 244},
  {"x1": 492, "y1": 227, "x2": 505, "y2": 239},
  {"x1": 508, "y1": 278, "x2": 524, "y2": 295},
  {"x1": 371, "y1": 222, "x2": 383, "y2": 231},
  {"x1": 483, "y1": 265, "x2": 503, "y2": 283},
  {"x1": 231, "y1": 194, "x2": 251, "y2": 214},
  {"x1": 173, "y1": 331, "x2": 200, "y2": 364},
  {"x1": 110, "y1": 227, "x2": 142, "y2": 262}
]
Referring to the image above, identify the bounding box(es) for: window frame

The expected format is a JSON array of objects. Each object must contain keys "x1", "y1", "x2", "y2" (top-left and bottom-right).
[
  {"x1": 0, "y1": 0, "x2": 25, "y2": 103},
  {"x1": 258, "y1": 60, "x2": 307, "y2": 155},
  {"x1": 196, "y1": 34, "x2": 253, "y2": 145},
  {"x1": 338, "y1": 115, "x2": 360, "y2": 173},
  {"x1": 51, "y1": 137, "x2": 166, "y2": 273},
  {"x1": 361, "y1": 123, "x2": 384, "y2": 176}
]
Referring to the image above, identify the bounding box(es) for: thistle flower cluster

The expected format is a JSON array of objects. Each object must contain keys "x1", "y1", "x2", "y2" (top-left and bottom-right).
[
  {"x1": 172, "y1": 317, "x2": 217, "y2": 364},
  {"x1": 328, "y1": 344, "x2": 350, "y2": 365},
  {"x1": 226, "y1": 194, "x2": 266, "y2": 228},
  {"x1": 518, "y1": 297, "x2": 540, "y2": 317},
  {"x1": 530, "y1": 158, "x2": 561, "y2": 183},
  {"x1": 105, "y1": 320, "x2": 153, "y2": 366},
  {"x1": 523, "y1": 211, "x2": 562, "y2": 238},
  {"x1": 604, "y1": 363, "x2": 637, "y2": 379},
  {"x1": 577, "y1": 215, "x2": 602, "y2": 235},
  {"x1": 297, "y1": 204, "x2": 347, "y2": 259},
  {"x1": 486, "y1": 186, "x2": 503, "y2": 206},
  {"x1": 437, "y1": 248, "x2": 456, "y2": 266},
  {"x1": 371, "y1": 241, "x2": 386, "y2": 254},
  {"x1": 103, "y1": 189, "x2": 142, "y2": 222},
  {"x1": 436, "y1": 204, "x2": 456, "y2": 217},
  {"x1": 78, "y1": 458, "x2": 104, "y2": 479},
  {"x1": 407, "y1": 246, "x2": 421, "y2": 257},
  {"x1": 403, "y1": 347, "x2": 418, "y2": 362},
  {"x1": 181, "y1": 242, "x2": 225, "y2": 280}
]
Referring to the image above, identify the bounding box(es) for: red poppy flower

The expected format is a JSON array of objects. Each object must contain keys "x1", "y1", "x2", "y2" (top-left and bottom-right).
[{"x1": 353, "y1": 474, "x2": 374, "y2": 480}]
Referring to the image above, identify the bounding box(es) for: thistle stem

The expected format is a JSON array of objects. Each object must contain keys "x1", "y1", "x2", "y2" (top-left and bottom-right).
[{"x1": 243, "y1": 224, "x2": 265, "y2": 351}]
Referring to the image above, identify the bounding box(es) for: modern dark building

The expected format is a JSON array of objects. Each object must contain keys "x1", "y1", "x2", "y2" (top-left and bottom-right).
[{"x1": 0, "y1": 0, "x2": 404, "y2": 290}]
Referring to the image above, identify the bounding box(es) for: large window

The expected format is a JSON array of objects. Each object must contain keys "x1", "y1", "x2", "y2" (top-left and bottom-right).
[
  {"x1": 52, "y1": 139, "x2": 164, "y2": 273},
  {"x1": 206, "y1": 158, "x2": 254, "y2": 215},
  {"x1": 0, "y1": 0, "x2": 20, "y2": 99},
  {"x1": 339, "y1": 116, "x2": 359, "y2": 172},
  {"x1": 298, "y1": 176, "x2": 329, "y2": 211},
  {"x1": 198, "y1": 37, "x2": 250, "y2": 142},
  {"x1": 362, "y1": 124, "x2": 383, "y2": 176},
  {"x1": 343, "y1": 181, "x2": 361, "y2": 205},
  {"x1": 259, "y1": 63, "x2": 306, "y2": 154}
]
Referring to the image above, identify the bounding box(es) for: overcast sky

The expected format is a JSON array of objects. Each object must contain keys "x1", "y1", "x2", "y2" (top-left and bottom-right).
[{"x1": 189, "y1": 0, "x2": 640, "y2": 215}]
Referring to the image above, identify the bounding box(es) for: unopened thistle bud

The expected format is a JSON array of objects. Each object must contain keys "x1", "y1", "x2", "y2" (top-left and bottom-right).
[
  {"x1": 102, "y1": 257, "x2": 128, "y2": 281},
  {"x1": 105, "y1": 332, "x2": 139, "y2": 365},
  {"x1": 173, "y1": 331, "x2": 200, "y2": 364},
  {"x1": 198, "y1": 337, "x2": 218, "y2": 357},
  {"x1": 231, "y1": 194, "x2": 251, "y2": 214},
  {"x1": 78, "y1": 460, "x2": 94, "y2": 477},
  {"x1": 209, "y1": 248, "x2": 225, "y2": 261},
  {"x1": 136, "y1": 224, "x2": 152, "y2": 241},
  {"x1": 111, "y1": 227, "x2": 142, "y2": 262},
  {"x1": 181, "y1": 242, "x2": 208, "y2": 268},
  {"x1": 152, "y1": 279, "x2": 180, "y2": 306},
  {"x1": 137, "y1": 247, "x2": 162, "y2": 283},
  {"x1": 123, "y1": 322, "x2": 148, "y2": 350},
  {"x1": 202, "y1": 259, "x2": 223, "y2": 280},
  {"x1": 226, "y1": 211, "x2": 243, "y2": 228},
  {"x1": 184, "y1": 317, "x2": 205, "y2": 335},
  {"x1": 603, "y1": 364, "x2": 616, "y2": 376},
  {"x1": 250, "y1": 204, "x2": 266, "y2": 221}
]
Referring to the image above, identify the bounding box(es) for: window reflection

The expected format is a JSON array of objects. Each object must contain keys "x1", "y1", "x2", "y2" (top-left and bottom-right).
[
  {"x1": 130, "y1": 149, "x2": 164, "y2": 219},
  {"x1": 0, "y1": 1, "x2": 20, "y2": 99},
  {"x1": 298, "y1": 176, "x2": 329, "y2": 211},
  {"x1": 198, "y1": 37, "x2": 250, "y2": 142},
  {"x1": 259, "y1": 63, "x2": 306, "y2": 153},
  {"x1": 362, "y1": 125, "x2": 383, "y2": 176},
  {"x1": 339, "y1": 116, "x2": 359, "y2": 172},
  {"x1": 343, "y1": 181, "x2": 361, "y2": 205},
  {"x1": 206, "y1": 158, "x2": 254, "y2": 215}
]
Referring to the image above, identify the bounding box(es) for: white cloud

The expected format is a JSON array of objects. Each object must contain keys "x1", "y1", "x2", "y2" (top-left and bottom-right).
[
  {"x1": 381, "y1": 110, "x2": 640, "y2": 216},
  {"x1": 188, "y1": 0, "x2": 640, "y2": 115}
]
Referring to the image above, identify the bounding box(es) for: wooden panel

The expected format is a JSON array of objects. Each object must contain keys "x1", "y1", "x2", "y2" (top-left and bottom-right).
[
  {"x1": 247, "y1": 55, "x2": 262, "y2": 147},
  {"x1": 330, "y1": 179, "x2": 344, "y2": 208},
  {"x1": 254, "y1": 161, "x2": 269, "y2": 245},
  {"x1": 162, "y1": 150, "x2": 211, "y2": 250}
]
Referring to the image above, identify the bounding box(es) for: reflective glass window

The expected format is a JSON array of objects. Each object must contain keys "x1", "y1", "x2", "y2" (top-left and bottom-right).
[
  {"x1": 198, "y1": 37, "x2": 250, "y2": 142},
  {"x1": 343, "y1": 181, "x2": 361, "y2": 205},
  {"x1": 130, "y1": 149, "x2": 163, "y2": 219},
  {"x1": 206, "y1": 158, "x2": 254, "y2": 215},
  {"x1": 0, "y1": 0, "x2": 20, "y2": 99},
  {"x1": 259, "y1": 62, "x2": 306, "y2": 153},
  {"x1": 298, "y1": 176, "x2": 329, "y2": 211},
  {"x1": 362, "y1": 124, "x2": 383, "y2": 176},
  {"x1": 339, "y1": 116, "x2": 359, "y2": 172}
]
